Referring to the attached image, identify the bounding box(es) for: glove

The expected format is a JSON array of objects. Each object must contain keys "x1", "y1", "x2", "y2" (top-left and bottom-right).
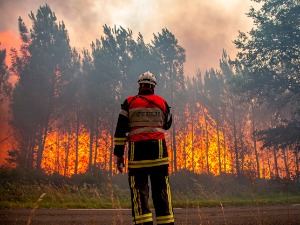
[{"x1": 117, "y1": 156, "x2": 124, "y2": 173}]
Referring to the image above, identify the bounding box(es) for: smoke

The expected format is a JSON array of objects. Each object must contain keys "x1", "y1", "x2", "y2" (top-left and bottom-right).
[
  {"x1": 150, "y1": 0, "x2": 254, "y2": 75},
  {"x1": 0, "y1": 0, "x2": 254, "y2": 76},
  {"x1": 0, "y1": 0, "x2": 256, "y2": 165}
]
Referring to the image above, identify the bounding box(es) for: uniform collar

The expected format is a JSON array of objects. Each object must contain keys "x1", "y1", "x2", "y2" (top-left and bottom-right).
[{"x1": 138, "y1": 88, "x2": 154, "y2": 95}]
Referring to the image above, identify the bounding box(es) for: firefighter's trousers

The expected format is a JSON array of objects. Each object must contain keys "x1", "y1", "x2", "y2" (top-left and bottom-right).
[{"x1": 128, "y1": 165, "x2": 174, "y2": 225}]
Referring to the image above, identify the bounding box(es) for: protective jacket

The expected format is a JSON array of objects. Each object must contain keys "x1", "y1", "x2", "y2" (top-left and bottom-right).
[{"x1": 114, "y1": 89, "x2": 172, "y2": 169}]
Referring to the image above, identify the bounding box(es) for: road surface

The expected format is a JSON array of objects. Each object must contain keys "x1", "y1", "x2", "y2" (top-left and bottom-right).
[{"x1": 1, "y1": 205, "x2": 300, "y2": 225}]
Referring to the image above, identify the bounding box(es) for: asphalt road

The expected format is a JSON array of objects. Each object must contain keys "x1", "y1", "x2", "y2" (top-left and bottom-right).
[{"x1": 1, "y1": 205, "x2": 300, "y2": 225}]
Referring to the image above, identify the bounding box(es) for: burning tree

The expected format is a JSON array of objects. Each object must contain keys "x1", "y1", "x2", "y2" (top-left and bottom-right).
[
  {"x1": 4, "y1": 2, "x2": 299, "y2": 181},
  {"x1": 9, "y1": 4, "x2": 73, "y2": 170},
  {"x1": 233, "y1": 0, "x2": 300, "y2": 180}
]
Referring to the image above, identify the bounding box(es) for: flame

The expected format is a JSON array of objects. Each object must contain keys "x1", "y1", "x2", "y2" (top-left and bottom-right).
[
  {"x1": 0, "y1": 29, "x2": 296, "y2": 179},
  {"x1": 1, "y1": 100, "x2": 295, "y2": 178},
  {"x1": 37, "y1": 104, "x2": 297, "y2": 178},
  {"x1": 0, "y1": 30, "x2": 21, "y2": 164},
  {"x1": 170, "y1": 105, "x2": 232, "y2": 174},
  {"x1": 41, "y1": 127, "x2": 112, "y2": 177}
]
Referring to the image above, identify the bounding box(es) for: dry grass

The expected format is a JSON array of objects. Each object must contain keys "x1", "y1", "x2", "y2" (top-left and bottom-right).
[
  {"x1": 1, "y1": 168, "x2": 300, "y2": 210},
  {"x1": 27, "y1": 193, "x2": 46, "y2": 225}
]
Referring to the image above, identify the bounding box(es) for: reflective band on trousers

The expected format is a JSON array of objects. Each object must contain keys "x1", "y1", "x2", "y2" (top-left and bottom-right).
[
  {"x1": 130, "y1": 176, "x2": 139, "y2": 218},
  {"x1": 156, "y1": 214, "x2": 174, "y2": 224},
  {"x1": 134, "y1": 213, "x2": 153, "y2": 224},
  {"x1": 128, "y1": 127, "x2": 166, "y2": 137}
]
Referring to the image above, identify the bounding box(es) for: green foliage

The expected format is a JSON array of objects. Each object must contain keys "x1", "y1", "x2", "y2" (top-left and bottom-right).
[
  {"x1": 1, "y1": 167, "x2": 300, "y2": 209},
  {"x1": 151, "y1": 28, "x2": 186, "y2": 172},
  {"x1": 4, "y1": 2, "x2": 299, "y2": 182},
  {"x1": 0, "y1": 167, "x2": 129, "y2": 209},
  {"x1": 70, "y1": 169, "x2": 109, "y2": 187},
  {"x1": 233, "y1": 0, "x2": 300, "y2": 150},
  {"x1": 6, "y1": 4, "x2": 189, "y2": 177},
  {"x1": 233, "y1": 0, "x2": 300, "y2": 108},
  {"x1": 169, "y1": 169, "x2": 300, "y2": 198},
  {"x1": 151, "y1": 28, "x2": 186, "y2": 99},
  {"x1": 257, "y1": 120, "x2": 300, "y2": 149},
  {"x1": 9, "y1": 4, "x2": 73, "y2": 170}
]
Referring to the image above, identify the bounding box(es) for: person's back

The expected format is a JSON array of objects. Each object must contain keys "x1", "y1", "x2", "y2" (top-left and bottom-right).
[{"x1": 114, "y1": 71, "x2": 174, "y2": 225}]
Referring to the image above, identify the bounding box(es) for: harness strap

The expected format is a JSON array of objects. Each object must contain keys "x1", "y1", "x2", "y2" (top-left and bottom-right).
[{"x1": 128, "y1": 95, "x2": 165, "y2": 112}]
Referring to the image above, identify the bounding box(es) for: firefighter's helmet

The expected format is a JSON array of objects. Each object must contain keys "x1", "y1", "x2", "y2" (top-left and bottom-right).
[{"x1": 138, "y1": 71, "x2": 157, "y2": 86}]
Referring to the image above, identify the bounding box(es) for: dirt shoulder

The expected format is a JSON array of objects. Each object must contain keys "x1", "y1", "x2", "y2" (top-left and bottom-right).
[{"x1": 0, "y1": 204, "x2": 299, "y2": 225}]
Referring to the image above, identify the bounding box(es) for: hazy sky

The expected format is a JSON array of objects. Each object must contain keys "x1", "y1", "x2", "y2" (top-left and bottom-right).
[{"x1": 0, "y1": 0, "x2": 256, "y2": 76}]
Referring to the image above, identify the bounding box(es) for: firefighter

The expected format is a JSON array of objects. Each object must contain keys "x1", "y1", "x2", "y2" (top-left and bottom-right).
[{"x1": 114, "y1": 71, "x2": 174, "y2": 225}]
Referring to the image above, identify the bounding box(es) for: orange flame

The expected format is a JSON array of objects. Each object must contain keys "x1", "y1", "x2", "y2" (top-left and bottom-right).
[{"x1": 37, "y1": 104, "x2": 297, "y2": 178}]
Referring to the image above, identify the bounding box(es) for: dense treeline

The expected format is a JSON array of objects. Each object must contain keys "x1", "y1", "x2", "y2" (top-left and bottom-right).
[{"x1": 0, "y1": 0, "x2": 299, "y2": 181}]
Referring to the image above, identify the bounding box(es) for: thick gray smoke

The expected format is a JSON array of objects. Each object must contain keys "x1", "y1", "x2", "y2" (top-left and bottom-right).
[{"x1": 0, "y1": 0, "x2": 254, "y2": 75}]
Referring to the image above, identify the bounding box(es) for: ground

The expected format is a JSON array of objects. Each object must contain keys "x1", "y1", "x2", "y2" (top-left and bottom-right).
[{"x1": 1, "y1": 205, "x2": 300, "y2": 225}]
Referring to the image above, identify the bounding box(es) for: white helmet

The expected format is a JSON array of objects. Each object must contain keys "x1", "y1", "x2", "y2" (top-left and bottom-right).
[{"x1": 138, "y1": 71, "x2": 157, "y2": 86}]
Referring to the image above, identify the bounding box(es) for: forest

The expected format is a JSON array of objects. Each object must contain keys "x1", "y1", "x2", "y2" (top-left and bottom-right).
[{"x1": 0, "y1": 0, "x2": 299, "y2": 183}]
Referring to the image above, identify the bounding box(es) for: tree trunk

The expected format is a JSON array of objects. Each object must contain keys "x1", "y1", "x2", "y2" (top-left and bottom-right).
[
  {"x1": 25, "y1": 134, "x2": 35, "y2": 169},
  {"x1": 240, "y1": 132, "x2": 245, "y2": 173},
  {"x1": 253, "y1": 135, "x2": 260, "y2": 178},
  {"x1": 74, "y1": 113, "x2": 80, "y2": 175},
  {"x1": 172, "y1": 118, "x2": 177, "y2": 172},
  {"x1": 169, "y1": 65, "x2": 177, "y2": 173},
  {"x1": 88, "y1": 122, "x2": 94, "y2": 171},
  {"x1": 205, "y1": 117, "x2": 210, "y2": 173},
  {"x1": 230, "y1": 145, "x2": 234, "y2": 174},
  {"x1": 251, "y1": 108, "x2": 260, "y2": 179},
  {"x1": 267, "y1": 149, "x2": 272, "y2": 178},
  {"x1": 110, "y1": 126, "x2": 114, "y2": 176},
  {"x1": 109, "y1": 105, "x2": 116, "y2": 176},
  {"x1": 217, "y1": 122, "x2": 221, "y2": 175},
  {"x1": 183, "y1": 127, "x2": 187, "y2": 169},
  {"x1": 56, "y1": 132, "x2": 60, "y2": 173},
  {"x1": 223, "y1": 129, "x2": 227, "y2": 173},
  {"x1": 233, "y1": 107, "x2": 240, "y2": 177},
  {"x1": 191, "y1": 118, "x2": 195, "y2": 173},
  {"x1": 36, "y1": 135, "x2": 44, "y2": 170},
  {"x1": 104, "y1": 140, "x2": 108, "y2": 170},
  {"x1": 64, "y1": 132, "x2": 70, "y2": 177},
  {"x1": 24, "y1": 141, "x2": 29, "y2": 169},
  {"x1": 170, "y1": 131, "x2": 174, "y2": 172},
  {"x1": 262, "y1": 150, "x2": 266, "y2": 179},
  {"x1": 282, "y1": 148, "x2": 290, "y2": 179},
  {"x1": 36, "y1": 124, "x2": 49, "y2": 171},
  {"x1": 199, "y1": 124, "x2": 204, "y2": 172},
  {"x1": 295, "y1": 148, "x2": 299, "y2": 184},
  {"x1": 273, "y1": 147, "x2": 279, "y2": 179},
  {"x1": 94, "y1": 117, "x2": 99, "y2": 166}
]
